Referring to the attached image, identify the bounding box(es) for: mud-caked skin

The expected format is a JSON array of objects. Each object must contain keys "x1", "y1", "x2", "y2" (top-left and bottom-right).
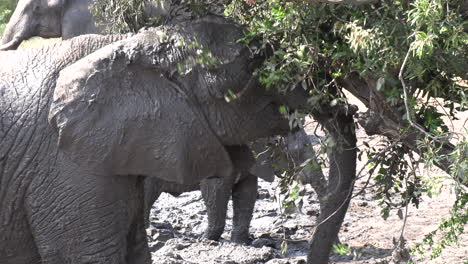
[
  {"x1": 0, "y1": 33, "x2": 135, "y2": 264},
  {"x1": 2, "y1": 0, "x2": 319, "y2": 247},
  {"x1": 0, "y1": 17, "x2": 300, "y2": 263},
  {"x1": 144, "y1": 131, "x2": 322, "y2": 244},
  {"x1": 144, "y1": 145, "x2": 259, "y2": 243}
]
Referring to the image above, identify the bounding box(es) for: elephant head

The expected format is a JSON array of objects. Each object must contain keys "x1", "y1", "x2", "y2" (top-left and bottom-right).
[
  {"x1": 1, "y1": 0, "x2": 64, "y2": 50},
  {"x1": 48, "y1": 16, "x2": 296, "y2": 185},
  {"x1": 0, "y1": 0, "x2": 170, "y2": 50},
  {"x1": 1, "y1": 0, "x2": 107, "y2": 50}
]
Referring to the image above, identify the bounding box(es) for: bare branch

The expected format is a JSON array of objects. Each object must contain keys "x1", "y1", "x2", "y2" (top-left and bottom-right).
[{"x1": 399, "y1": 45, "x2": 439, "y2": 141}]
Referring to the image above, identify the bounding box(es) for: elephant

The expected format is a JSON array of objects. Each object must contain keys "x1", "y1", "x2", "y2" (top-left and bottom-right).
[
  {"x1": 0, "y1": 32, "x2": 131, "y2": 264},
  {"x1": 2, "y1": 0, "x2": 324, "y2": 244},
  {"x1": 0, "y1": 0, "x2": 168, "y2": 50},
  {"x1": 144, "y1": 144, "x2": 262, "y2": 243},
  {"x1": 1, "y1": 0, "x2": 99, "y2": 50},
  {"x1": 2, "y1": 0, "x2": 323, "y2": 246},
  {"x1": 0, "y1": 16, "x2": 307, "y2": 263},
  {"x1": 144, "y1": 129, "x2": 323, "y2": 244},
  {"x1": 2, "y1": 0, "x2": 322, "y2": 245}
]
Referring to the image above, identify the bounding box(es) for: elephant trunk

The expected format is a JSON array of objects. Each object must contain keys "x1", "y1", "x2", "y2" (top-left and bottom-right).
[
  {"x1": 0, "y1": 3, "x2": 34, "y2": 50},
  {"x1": 1, "y1": 0, "x2": 63, "y2": 50}
]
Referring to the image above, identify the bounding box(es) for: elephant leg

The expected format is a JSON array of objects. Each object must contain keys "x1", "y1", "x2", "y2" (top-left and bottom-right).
[
  {"x1": 143, "y1": 177, "x2": 163, "y2": 228},
  {"x1": 127, "y1": 176, "x2": 152, "y2": 264},
  {"x1": 200, "y1": 176, "x2": 232, "y2": 241},
  {"x1": 231, "y1": 172, "x2": 257, "y2": 243},
  {"x1": 26, "y1": 163, "x2": 150, "y2": 263}
]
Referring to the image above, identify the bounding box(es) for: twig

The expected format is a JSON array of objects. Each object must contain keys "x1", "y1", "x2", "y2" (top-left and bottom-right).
[{"x1": 399, "y1": 45, "x2": 439, "y2": 141}]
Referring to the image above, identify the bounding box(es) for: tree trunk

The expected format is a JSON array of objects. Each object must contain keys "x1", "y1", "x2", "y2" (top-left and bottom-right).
[
  {"x1": 307, "y1": 105, "x2": 357, "y2": 264},
  {"x1": 337, "y1": 72, "x2": 465, "y2": 187}
]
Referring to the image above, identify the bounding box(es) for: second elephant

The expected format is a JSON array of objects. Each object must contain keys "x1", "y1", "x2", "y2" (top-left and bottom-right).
[
  {"x1": 145, "y1": 145, "x2": 260, "y2": 243},
  {"x1": 144, "y1": 130, "x2": 323, "y2": 244}
]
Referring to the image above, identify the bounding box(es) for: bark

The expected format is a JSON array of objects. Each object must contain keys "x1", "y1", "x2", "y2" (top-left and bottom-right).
[
  {"x1": 337, "y1": 72, "x2": 466, "y2": 187},
  {"x1": 307, "y1": 104, "x2": 357, "y2": 264}
]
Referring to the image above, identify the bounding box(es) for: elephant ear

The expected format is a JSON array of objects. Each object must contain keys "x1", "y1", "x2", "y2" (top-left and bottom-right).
[{"x1": 49, "y1": 38, "x2": 233, "y2": 185}]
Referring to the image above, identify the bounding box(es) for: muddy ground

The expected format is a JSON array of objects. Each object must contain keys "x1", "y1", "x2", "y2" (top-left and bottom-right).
[{"x1": 146, "y1": 121, "x2": 467, "y2": 264}]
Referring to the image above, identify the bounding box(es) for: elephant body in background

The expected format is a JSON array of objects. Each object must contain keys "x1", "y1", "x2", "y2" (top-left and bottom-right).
[
  {"x1": 145, "y1": 145, "x2": 260, "y2": 243},
  {"x1": 1, "y1": 0, "x2": 97, "y2": 49},
  {"x1": 0, "y1": 17, "x2": 303, "y2": 263},
  {"x1": 0, "y1": 0, "x2": 167, "y2": 50},
  {"x1": 144, "y1": 130, "x2": 323, "y2": 243}
]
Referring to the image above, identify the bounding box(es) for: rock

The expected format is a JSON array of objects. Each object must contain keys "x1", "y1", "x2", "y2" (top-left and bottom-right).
[
  {"x1": 304, "y1": 207, "x2": 319, "y2": 216},
  {"x1": 258, "y1": 189, "x2": 272, "y2": 199},
  {"x1": 148, "y1": 241, "x2": 165, "y2": 251},
  {"x1": 151, "y1": 221, "x2": 174, "y2": 230},
  {"x1": 252, "y1": 238, "x2": 276, "y2": 248},
  {"x1": 265, "y1": 258, "x2": 306, "y2": 264},
  {"x1": 282, "y1": 222, "x2": 298, "y2": 236},
  {"x1": 165, "y1": 251, "x2": 183, "y2": 260},
  {"x1": 152, "y1": 237, "x2": 278, "y2": 264},
  {"x1": 175, "y1": 242, "x2": 192, "y2": 251},
  {"x1": 358, "y1": 201, "x2": 369, "y2": 207},
  {"x1": 153, "y1": 229, "x2": 174, "y2": 242}
]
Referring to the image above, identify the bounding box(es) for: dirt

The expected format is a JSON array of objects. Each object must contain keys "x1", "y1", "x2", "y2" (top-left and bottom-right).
[{"x1": 147, "y1": 120, "x2": 467, "y2": 264}]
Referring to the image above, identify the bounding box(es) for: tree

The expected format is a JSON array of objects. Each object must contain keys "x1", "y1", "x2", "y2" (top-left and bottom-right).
[
  {"x1": 225, "y1": 1, "x2": 467, "y2": 262},
  {"x1": 91, "y1": 0, "x2": 468, "y2": 263}
]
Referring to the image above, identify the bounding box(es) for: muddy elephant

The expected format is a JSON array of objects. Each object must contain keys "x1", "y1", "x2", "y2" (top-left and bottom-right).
[
  {"x1": 144, "y1": 144, "x2": 261, "y2": 243},
  {"x1": 0, "y1": 0, "x2": 167, "y2": 50},
  {"x1": 0, "y1": 17, "x2": 307, "y2": 263},
  {"x1": 144, "y1": 130, "x2": 322, "y2": 244},
  {"x1": 0, "y1": 32, "x2": 130, "y2": 264},
  {"x1": 2, "y1": 1, "x2": 324, "y2": 242}
]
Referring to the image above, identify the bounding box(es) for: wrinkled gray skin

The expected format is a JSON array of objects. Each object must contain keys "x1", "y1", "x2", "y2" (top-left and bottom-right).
[
  {"x1": 145, "y1": 144, "x2": 260, "y2": 243},
  {"x1": 144, "y1": 129, "x2": 322, "y2": 243},
  {"x1": 1, "y1": 0, "x2": 321, "y2": 244},
  {"x1": 0, "y1": 0, "x2": 167, "y2": 50},
  {"x1": 0, "y1": 33, "x2": 130, "y2": 263},
  {"x1": 1, "y1": 17, "x2": 303, "y2": 263}
]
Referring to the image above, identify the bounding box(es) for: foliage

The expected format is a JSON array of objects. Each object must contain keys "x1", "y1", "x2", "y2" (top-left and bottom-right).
[
  {"x1": 413, "y1": 190, "x2": 467, "y2": 259},
  {"x1": 225, "y1": 0, "x2": 467, "y2": 259},
  {"x1": 332, "y1": 243, "x2": 351, "y2": 256},
  {"x1": 90, "y1": 0, "x2": 151, "y2": 33}
]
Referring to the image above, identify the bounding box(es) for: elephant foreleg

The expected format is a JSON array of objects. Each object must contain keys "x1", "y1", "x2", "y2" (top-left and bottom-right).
[
  {"x1": 127, "y1": 176, "x2": 152, "y2": 264},
  {"x1": 231, "y1": 172, "x2": 257, "y2": 243},
  {"x1": 143, "y1": 177, "x2": 163, "y2": 228},
  {"x1": 200, "y1": 176, "x2": 232, "y2": 241},
  {"x1": 27, "y1": 163, "x2": 151, "y2": 264}
]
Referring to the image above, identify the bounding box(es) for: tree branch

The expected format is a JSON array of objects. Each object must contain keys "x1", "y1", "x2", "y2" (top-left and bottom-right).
[{"x1": 337, "y1": 72, "x2": 467, "y2": 187}]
